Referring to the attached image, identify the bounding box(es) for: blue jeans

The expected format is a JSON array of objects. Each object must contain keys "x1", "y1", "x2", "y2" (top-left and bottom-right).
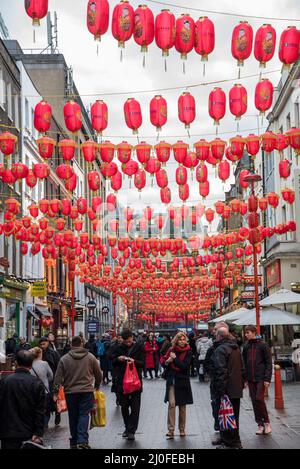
[{"x1": 65, "y1": 393, "x2": 94, "y2": 446}]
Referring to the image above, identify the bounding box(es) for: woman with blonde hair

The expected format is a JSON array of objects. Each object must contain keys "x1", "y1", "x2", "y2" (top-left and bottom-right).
[
  {"x1": 162, "y1": 332, "x2": 193, "y2": 439},
  {"x1": 30, "y1": 347, "x2": 53, "y2": 428}
]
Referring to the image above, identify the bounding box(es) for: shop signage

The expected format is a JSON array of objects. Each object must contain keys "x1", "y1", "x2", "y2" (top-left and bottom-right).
[
  {"x1": 102, "y1": 306, "x2": 109, "y2": 314},
  {"x1": 87, "y1": 300, "x2": 96, "y2": 309},
  {"x1": 243, "y1": 275, "x2": 262, "y2": 286},
  {"x1": 75, "y1": 308, "x2": 84, "y2": 322},
  {"x1": 31, "y1": 282, "x2": 47, "y2": 298},
  {"x1": 61, "y1": 305, "x2": 68, "y2": 325},
  {"x1": 241, "y1": 291, "x2": 255, "y2": 300},
  {"x1": 0, "y1": 287, "x2": 23, "y2": 301},
  {"x1": 267, "y1": 260, "x2": 281, "y2": 289},
  {"x1": 0, "y1": 317, "x2": 4, "y2": 327},
  {"x1": 87, "y1": 321, "x2": 100, "y2": 333}
]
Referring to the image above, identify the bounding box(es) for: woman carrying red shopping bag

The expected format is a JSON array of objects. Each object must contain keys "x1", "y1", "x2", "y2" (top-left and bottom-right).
[{"x1": 111, "y1": 330, "x2": 144, "y2": 441}]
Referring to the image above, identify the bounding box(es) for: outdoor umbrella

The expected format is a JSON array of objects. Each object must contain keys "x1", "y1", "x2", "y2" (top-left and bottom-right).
[
  {"x1": 212, "y1": 307, "x2": 249, "y2": 323},
  {"x1": 259, "y1": 289, "x2": 300, "y2": 307},
  {"x1": 232, "y1": 307, "x2": 300, "y2": 326}
]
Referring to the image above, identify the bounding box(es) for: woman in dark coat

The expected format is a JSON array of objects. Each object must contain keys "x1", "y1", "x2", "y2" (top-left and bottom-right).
[{"x1": 163, "y1": 332, "x2": 193, "y2": 439}]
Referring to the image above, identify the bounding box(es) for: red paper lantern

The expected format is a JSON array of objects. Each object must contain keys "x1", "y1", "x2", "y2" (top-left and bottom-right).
[
  {"x1": 156, "y1": 169, "x2": 168, "y2": 188},
  {"x1": 210, "y1": 138, "x2": 226, "y2": 162},
  {"x1": 81, "y1": 141, "x2": 97, "y2": 164},
  {"x1": 28, "y1": 204, "x2": 39, "y2": 218},
  {"x1": 25, "y1": 0, "x2": 48, "y2": 26},
  {"x1": 286, "y1": 128, "x2": 300, "y2": 156},
  {"x1": 279, "y1": 159, "x2": 291, "y2": 179},
  {"x1": 63, "y1": 101, "x2": 82, "y2": 133},
  {"x1": 136, "y1": 141, "x2": 151, "y2": 166},
  {"x1": 275, "y1": 133, "x2": 289, "y2": 155},
  {"x1": 282, "y1": 188, "x2": 295, "y2": 205},
  {"x1": 196, "y1": 164, "x2": 208, "y2": 183},
  {"x1": 65, "y1": 173, "x2": 77, "y2": 192},
  {"x1": 178, "y1": 92, "x2": 196, "y2": 129},
  {"x1": 58, "y1": 139, "x2": 77, "y2": 161},
  {"x1": 87, "y1": 0, "x2": 109, "y2": 41},
  {"x1": 279, "y1": 26, "x2": 300, "y2": 68},
  {"x1": 205, "y1": 208, "x2": 215, "y2": 224},
  {"x1": 261, "y1": 131, "x2": 277, "y2": 153},
  {"x1": 92, "y1": 196, "x2": 102, "y2": 213},
  {"x1": 155, "y1": 9, "x2": 176, "y2": 57},
  {"x1": 268, "y1": 192, "x2": 279, "y2": 208},
  {"x1": 134, "y1": 5, "x2": 155, "y2": 53},
  {"x1": 0, "y1": 132, "x2": 17, "y2": 156},
  {"x1": 161, "y1": 187, "x2": 171, "y2": 204},
  {"x1": 179, "y1": 183, "x2": 189, "y2": 202},
  {"x1": 175, "y1": 14, "x2": 195, "y2": 60},
  {"x1": 195, "y1": 16, "x2": 215, "y2": 62},
  {"x1": 11, "y1": 163, "x2": 29, "y2": 180},
  {"x1": 229, "y1": 84, "x2": 248, "y2": 120},
  {"x1": 134, "y1": 169, "x2": 146, "y2": 191},
  {"x1": 218, "y1": 160, "x2": 230, "y2": 182},
  {"x1": 259, "y1": 197, "x2": 268, "y2": 212},
  {"x1": 37, "y1": 136, "x2": 55, "y2": 160},
  {"x1": 122, "y1": 160, "x2": 138, "y2": 178},
  {"x1": 117, "y1": 141, "x2": 133, "y2": 164},
  {"x1": 124, "y1": 98, "x2": 142, "y2": 134},
  {"x1": 107, "y1": 193, "x2": 117, "y2": 211},
  {"x1": 155, "y1": 141, "x2": 171, "y2": 166},
  {"x1": 33, "y1": 163, "x2": 50, "y2": 179},
  {"x1": 246, "y1": 134, "x2": 260, "y2": 157},
  {"x1": 34, "y1": 101, "x2": 52, "y2": 133},
  {"x1": 208, "y1": 87, "x2": 226, "y2": 126},
  {"x1": 176, "y1": 166, "x2": 188, "y2": 186},
  {"x1": 88, "y1": 171, "x2": 101, "y2": 191},
  {"x1": 255, "y1": 79, "x2": 274, "y2": 115},
  {"x1": 101, "y1": 162, "x2": 118, "y2": 179},
  {"x1": 145, "y1": 158, "x2": 161, "y2": 175},
  {"x1": 254, "y1": 24, "x2": 276, "y2": 67},
  {"x1": 56, "y1": 164, "x2": 74, "y2": 180},
  {"x1": 230, "y1": 136, "x2": 246, "y2": 159},
  {"x1": 91, "y1": 100, "x2": 108, "y2": 134},
  {"x1": 99, "y1": 141, "x2": 115, "y2": 163},
  {"x1": 231, "y1": 21, "x2": 253, "y2": 68},
  {"x1": 173, "y1": 141, "x2": 189, "y2": 165},
  {"x1": 112, "y1": 0, "x2": 134, "y2": 50},
  {"x1": 199, "y1": 181, "x2": 210, "y2": 198},
  {"x1": 150, "y1": 95, "x2": 167, "y2": 132}
]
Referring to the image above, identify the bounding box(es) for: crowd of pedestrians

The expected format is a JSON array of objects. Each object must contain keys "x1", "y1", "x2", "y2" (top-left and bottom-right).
[{"x1": 0, "y1": 323, "x2": 273, "y2": 450}]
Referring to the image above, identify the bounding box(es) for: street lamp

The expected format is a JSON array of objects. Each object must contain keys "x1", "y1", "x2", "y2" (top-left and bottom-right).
[{"x1": 243, "y1": 173, "x2": 262, "y2": 335}]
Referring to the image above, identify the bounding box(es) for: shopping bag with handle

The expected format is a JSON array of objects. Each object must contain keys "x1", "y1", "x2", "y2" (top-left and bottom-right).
[
  {"x1": 218, "y1": 395, "x2": 237, "y2": 431},
  {"x1": 56, "y1": 386, "x2": 67, "y2": 413},
  {"x1": 123, "y1": 361, "x2": 142, "y2": 394},
  {"x1": 91, "y1": 390, "x2": 106, "y2": 428}
]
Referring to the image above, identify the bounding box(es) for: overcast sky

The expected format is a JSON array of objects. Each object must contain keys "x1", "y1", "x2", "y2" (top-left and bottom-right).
[{"x1": 1, "y1": 0, "x2": 299, "y2": 222}]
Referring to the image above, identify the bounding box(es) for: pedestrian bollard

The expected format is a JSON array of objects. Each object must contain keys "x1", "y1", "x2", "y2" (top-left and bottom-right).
[{"x1": 274, "y1": 365, "x2": 284, "y2": 410}]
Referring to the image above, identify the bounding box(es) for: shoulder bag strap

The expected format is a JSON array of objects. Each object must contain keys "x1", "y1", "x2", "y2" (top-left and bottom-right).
[{"x1": 32, "y1": 366, "x2": 50, "y2": 394}]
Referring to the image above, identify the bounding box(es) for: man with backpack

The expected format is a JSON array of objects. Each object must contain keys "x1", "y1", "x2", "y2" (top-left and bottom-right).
[{"x1": 84, "y1": 334, "x2": 98, "y2": 357}]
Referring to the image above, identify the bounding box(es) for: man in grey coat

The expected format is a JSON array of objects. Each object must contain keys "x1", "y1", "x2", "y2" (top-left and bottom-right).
[{"x1": 53, "y1": 336, "x2": 102, "y2": 449}]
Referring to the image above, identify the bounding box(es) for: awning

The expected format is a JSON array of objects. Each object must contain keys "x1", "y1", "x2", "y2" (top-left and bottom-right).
[
  {"x1": 211, "y1": 307, "x2": 249, "y2": 323},
  {"x1": 26, "y1": 305, "x2": 39, "y2": 320},
  {"x1": 260, "y1": 289, "x2": 300, "y2": 307},
  {"x1": 35, "y1": 306, "x2": 52, "y2": 317},
  {"x1": 232, "y1": 307, "x2": 300, "y2": 326}
]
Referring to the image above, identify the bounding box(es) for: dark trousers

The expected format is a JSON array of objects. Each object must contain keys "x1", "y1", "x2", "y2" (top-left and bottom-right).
[
  {"x1": 220, "y1": 398, "x2": 241, "y2": 448},
  {"x1": 1, "y1": 438, "x2": 24, "y2": 449},
  {"x1": 146, "y1": 368, "x2": 154, "y2": 379},
  {"x1": 120, "y1": 391, "x2": 141, "y2": 435},
  {"x1": 248, "y1": 381, "x2": 270, "y2": 426},
  {"x1": 211, "y1": 397, "x2": 221, "y2": 431},
  {"x1": 65, "y1": 392, "x2": 94, "y2": 446}
]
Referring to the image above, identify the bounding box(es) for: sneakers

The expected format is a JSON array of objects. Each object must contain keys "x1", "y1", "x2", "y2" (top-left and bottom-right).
[
  {"x1": 264, "y1": 423, "x2": 272, "y2": 435},
  {"x1": 127, "y1": 433, "x2": 135, "y2": 441},
  {"x1": 180, "y1": 431, "x2": 186, "y2": 437},
  {"x1": 256, "y1": 426, "x2": 265, "y2": 435},
  {"x1": 211, "y1": 437, "x2": 223, "y2": 446},
  {"x1": 122, "y1": 431, "x2": 128, "y2": 438},
  {"x1": 166, "y1": 432, "x2": 174, "y2": 439},
  {"x1": 77, "y1": 443, "x2": 91, "y2": 449}
]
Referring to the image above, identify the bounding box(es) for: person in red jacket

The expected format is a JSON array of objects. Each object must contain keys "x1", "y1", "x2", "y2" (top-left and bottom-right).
[{"x1": 144, "y1": 336, "x2": 158, "y2": 379}]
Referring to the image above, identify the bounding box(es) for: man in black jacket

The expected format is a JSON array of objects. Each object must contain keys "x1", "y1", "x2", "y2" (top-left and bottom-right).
[
  {"x1": 243, "y1": 325, "x2": 272, "y2": 435},
  {"x1": 212, "y1": 328, "x2": 244, "y2": 449},
  {"x1": 112, "y1": 330, "x2": 144, "y2": 441},
  {"x1": 0, "y1": 350, "x2": 45, "y2": 449}
]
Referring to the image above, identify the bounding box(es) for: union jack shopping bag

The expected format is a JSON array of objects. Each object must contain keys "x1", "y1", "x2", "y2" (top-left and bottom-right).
[{"x1": 218, "y1": 395, "x2": 237, "y2": 431}]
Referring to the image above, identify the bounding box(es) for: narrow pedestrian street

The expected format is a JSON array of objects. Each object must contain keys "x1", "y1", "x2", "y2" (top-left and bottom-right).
[{"x1": 45, "y1": 378, "x2": 300, "y2": 450}]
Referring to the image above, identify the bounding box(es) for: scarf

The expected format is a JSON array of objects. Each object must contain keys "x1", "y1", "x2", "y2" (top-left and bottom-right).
[{"x1": 166, "y1": 345, "x2": 190, "y2": 372}]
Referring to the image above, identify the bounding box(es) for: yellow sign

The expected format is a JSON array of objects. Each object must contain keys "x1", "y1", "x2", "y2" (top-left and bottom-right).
[{"x1": 31, "y1": 282, "x2": 47, "y2": 298}]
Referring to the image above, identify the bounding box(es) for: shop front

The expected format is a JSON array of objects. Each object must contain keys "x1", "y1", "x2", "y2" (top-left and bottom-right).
[{"x1": 0, "y1": 276, "x2": 29, "y2": 341}]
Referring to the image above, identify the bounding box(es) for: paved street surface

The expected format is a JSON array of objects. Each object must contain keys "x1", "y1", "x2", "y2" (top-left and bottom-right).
[{"x1": 45, "y1": 378, "x2": 300, "y2": 450}]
